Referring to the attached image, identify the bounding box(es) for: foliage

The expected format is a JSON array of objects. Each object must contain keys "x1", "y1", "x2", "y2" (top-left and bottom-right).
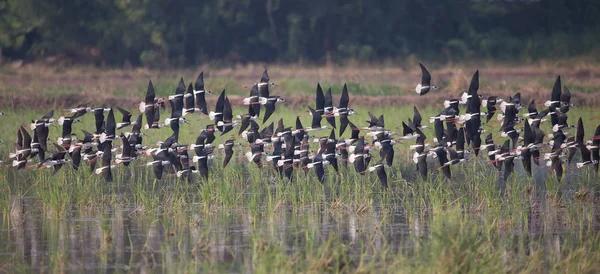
[{"x1": 1, "y1": 0, "x2": 600, "y2": 66}]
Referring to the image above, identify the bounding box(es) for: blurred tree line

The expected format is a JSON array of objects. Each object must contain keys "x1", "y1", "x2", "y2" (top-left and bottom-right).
[{"x1": 1, "y1": 0, "x2": 599, "y2": 67}]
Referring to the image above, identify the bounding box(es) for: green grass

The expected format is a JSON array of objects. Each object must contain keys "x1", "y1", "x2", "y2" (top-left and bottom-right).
[
  {"x1": 0, "y1": 102, "x2": 600, "y2": 272},
  {"x1": 129, "y1": 74, "x2": 406, "y2": 98}
]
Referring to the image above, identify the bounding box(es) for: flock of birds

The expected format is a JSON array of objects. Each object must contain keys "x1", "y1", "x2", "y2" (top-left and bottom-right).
[{"x1": 4, "y1": 65, "x2": 600, "y2": 187}]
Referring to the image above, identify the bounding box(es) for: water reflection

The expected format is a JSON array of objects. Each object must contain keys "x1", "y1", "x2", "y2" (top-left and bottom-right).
[{"x1": 1, "y1": 190, "x2": 599, "y2": 272}]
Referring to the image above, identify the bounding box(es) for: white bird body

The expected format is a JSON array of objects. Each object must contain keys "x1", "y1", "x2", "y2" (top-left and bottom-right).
[
  {"x1": 306, "y1": 126, "x2": 327, "y2": 131},
  {"x1": 348, "y1": 153, "x2": 363, "y2": 163},
  {"x1": 193, "y1": 89, "x2": 209, "y2": 95},
  {"x1": 460, "y1": 92, "x2": 471, "y2": 104},
  {"x1": 12, "y1": 159, "x2": 27, "y2": 167},
  {"x1": 168, "y1": 94, "x2": 183, "y2": 100},
  {"x1": 208, "y1": 111, "x2": 221, "y2": 121}
]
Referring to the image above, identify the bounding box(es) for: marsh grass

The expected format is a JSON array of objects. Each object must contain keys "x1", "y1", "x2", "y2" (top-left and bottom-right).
[{"x1": 1, "y1": 103, "x2": 600, "y2": 272}]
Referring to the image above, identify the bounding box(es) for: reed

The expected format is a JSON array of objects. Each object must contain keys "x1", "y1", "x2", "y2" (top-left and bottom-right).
[{"x1": 1, "y1": 93, "x2": 599, "y2": 272}]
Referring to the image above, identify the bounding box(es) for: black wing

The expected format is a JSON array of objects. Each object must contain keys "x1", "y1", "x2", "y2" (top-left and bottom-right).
[
  {"x1": 20, "y1": 126, "x2": 32, "y2": 149},
  {"x1": 116, "y1": 106, "x2": 132, "y2": 124},
  {"x1": 263, "y1": 97, "x2": 277, "y2": 123},
  {"x1": 223, "y1": 140, "x2": 234, "y2": 168},
  {"x1": 339, "y1": 116, "x2": 350, "y2": 137},
  {"x1": 185, "y1": 83, "x2": 195, "y2": 110},
  {"x1": 196, "y1": 89, "x2": 208, "y2": 115},
  {"x1": 551, "y1": 76, "x2": 562, "y2": 104},
  {"x1": 434, "y1": 119, "x2": 444, "y2": 144},
  {"x1": 216, "y1": 90, "x2": 226, "y2": 114},
  {"x1": 324, "y1": 88, "x2": 335, "y2": 128},
  {"x1": 415, "y1": 128, "x2": 426, "y2": 154},
  {"x1": 413, "y1": 106, "x2": 423, "y2": 128},
  {"x1": 402, "y1": 122, "x2": 414, "y2": 136},
  {"x1": 41, "y1": 110, "x2": 54, "y2": 120},
  {"x1": 105, "y1": 108, "x2": 116, "y2": 137},
  {"x1": 349, "y1": 121, "x2": 360, "y2": 141},
  {"x1": 316, "y1": 83, "x2": 325, "y2": 113},
  {"x1": 194, "y1": 71, "x2": 205, "y2": 91},
  {"x1": 221, "y1": 97, "x2": 234, "y2": 135},
  {"x1": 144, "y1": 104, "x2": 155, "y2": 129},
  {"x1": 468, "y1": 70, "x2": 479, "y2": 95},
  {"x1": 339, "y1": 84, "x2": 349, "y2": 109},
  {"x1": 376, "y1": 114, "x2": 385, "y2": 128},
  {"x1": 523, "y1": 120, "x2": 533, "y2": 146},
  {"x1": 102, "y1": 141, "x2": 113, "y2": 182},
  {"x1": 248, "y1": 85, "x2": 260, "y2": 117},
  {"x1": 324, "y1": 88, "x2": 333, "y2": 111},
  {"x1": 447, "y1": 147, "x2": 459, "y2": 161},
  {"x1": 260, "y1": 69, "x2": 270, "y2": 83},
  {"x1": 527, "y1": 100, "x2": 537, "y2": 116},
  {"x1": 61, "y1": 118, "x2": 73, "y2": 138},
  {"x1": 511, "y1": 92, "x2": 521, "y2": 106},
  {"x1": 419, "y1": 63, "x2": 432, "y2": 86},
  {"x1": 561, "y1": 85, "x2": 571, "y2": 105},
  {"x1": 132, "y1": 114, "x2": 143, "y2": 134},
  {"x1": 120, "y1": 133, "x2": 132, "y2": 160},
  {"x1": 145, "y1": 80, "x2": 156, "y2": 104},
  {"x1": 16, "y1": 128, "x2": 23, "y2": 150},
  {"x1": 308, "y1": 106, "x2": 322, "y2": 129},
  {"x1": 175, "y1": 78, "x2": 185, "y2": 96},
  {"x1": 260, "y1": 122, "x2": 274, "y2": 140},
  {"x1": 576, "y1": 117, "x2": 585, "y2": 145},
  {"x1": 94, "y1": 108, "x2": 105, "y2": 134},
  {"x1": 456, "y1": 128, "x2": 465, "y2": 157},
  {"x1": 435, "y1": 148, "x2": 451, "y2": 179}
]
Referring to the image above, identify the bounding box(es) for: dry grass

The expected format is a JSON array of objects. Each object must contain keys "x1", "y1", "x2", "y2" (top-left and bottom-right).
[{"x1": 1, "y1": 61, "x2": 600, "y2": 110}]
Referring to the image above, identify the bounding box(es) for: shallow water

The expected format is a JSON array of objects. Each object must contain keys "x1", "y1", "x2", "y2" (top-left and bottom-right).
[
  {"x1": 2, "y1": 182, "x2": 600, "y2": 273},
  {"x1": 1, "y1": 147, "x2": 598, "y2": 272}
]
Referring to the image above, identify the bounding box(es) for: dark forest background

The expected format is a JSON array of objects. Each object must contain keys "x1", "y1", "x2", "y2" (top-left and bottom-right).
[{"x1": 1, "y1": 0, "x2": 599, "y2": 67}]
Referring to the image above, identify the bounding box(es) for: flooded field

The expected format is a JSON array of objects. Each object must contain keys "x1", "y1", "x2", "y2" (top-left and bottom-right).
[
  {"x1": 1, "y1": 155, "x2": 600, "y2": 273},
  {"x1": 1, "y1": 75, "x2": 600, "y2": 272}
]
